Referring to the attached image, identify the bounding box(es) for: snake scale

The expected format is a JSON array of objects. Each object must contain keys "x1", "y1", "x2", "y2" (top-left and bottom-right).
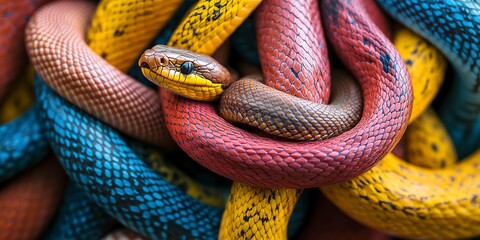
[{"x1": 0, "y1": 0, "x2": 477, "y2": 238}]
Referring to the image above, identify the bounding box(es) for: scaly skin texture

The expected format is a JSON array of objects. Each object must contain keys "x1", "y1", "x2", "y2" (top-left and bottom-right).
[
  {"x1": 143, "y1": 149, "x2": 226, "y2": 208},
  {"x1": 32, "y1": 1, "x2": 228, "y2": 239},
  {"x1": 255, "y1": 0, "x2": 330, "y2": 104},
  {"x1": 217, "y1": 23, "x2": 441, "y2": 240},
  {"x1": 217, "y1": 0, "x2": 393, "y2": 238},
  {"x1": 0, "y1": 105, "x2": 49, "y2": 181},
  {"x1": 160, "y1": 0, "x2": 412, "y2": 188},
  {"x1": 38, "y1": 74, "x2": 223, "y2": 239},
  {"x1": 0, "y1": 0, "x2": 51, "y2": 99},
  {"x1": 26, "y1": 0, "x2": 178, "y2": 147},
  {"x1": 394, "y1": 27, "x2": 447, "y2": 123},
  {"x1": 168, "y1": 0, "x2": 262, "y2": 56},
  {"x1": 219, "y1": 70, "x2": 362, "y2": 140},
  {"x1": 377, "y1": 0, "x2": 480, "y2": 158},
  {"x1": 140, "y1": 45, "x2": 232, "y2": 101},
  {"x1": 0, "y1": 1, "x2": 51, "y2": 181},
  {"x1": 321, "y1": 149, "x2": 480, "y2": 239},
  {"x1": 43, "y1": 183, "x2": 116, "y2": 240},
  {"x1": 87, "y1": 0, "x2": 183, "y2": 73},
  {"x1": 0, "y1": 156, "x2": 67, "y2": 240},
  {"x1": 219, "y1": 182, "x2": 301, "y2": 240},
  {"x1": 0, "y1": 65, "x2": 48, "y2": 182},
  {"x1": 405, "y1": 108, "x2": 458, "y2": 168}
]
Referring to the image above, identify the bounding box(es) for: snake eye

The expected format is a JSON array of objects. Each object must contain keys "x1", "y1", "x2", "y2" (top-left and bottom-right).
[{"x1": 180, "y1": 61, "x2": 194, "y2": 75}]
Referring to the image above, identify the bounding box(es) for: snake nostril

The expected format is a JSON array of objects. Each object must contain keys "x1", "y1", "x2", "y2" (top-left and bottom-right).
[{"x1": 140, "y1": 61, "x2": 150, "y2": 69}]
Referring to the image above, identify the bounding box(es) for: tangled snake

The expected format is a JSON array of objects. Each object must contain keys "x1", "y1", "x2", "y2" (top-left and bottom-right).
[
  {"x1": 156, "y1": 0, "x2": 412, "y2": 188},
  {"x1": 6, "y1": 0, "x2": 476, "y2": 238}
]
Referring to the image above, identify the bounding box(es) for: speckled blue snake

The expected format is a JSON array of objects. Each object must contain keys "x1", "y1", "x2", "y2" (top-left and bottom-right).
[{"x1": 376, "y1": 0, "x2": 480, "y2": 158}]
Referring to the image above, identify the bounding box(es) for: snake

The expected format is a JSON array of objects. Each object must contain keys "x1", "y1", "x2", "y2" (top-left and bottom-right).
[
  {"x1": 30, "y1": 2, "x2": 310, "y2": 238},
  {"x1": 317, "y1": 1, "x2": 480, "y2": 238},
  {"x1": 139, "y1": 0, "x2": 407, "y2": 238},
  {"x1": 0, "y1": 52, "x2": 68, "y2": 239},
  {"x1": 140, "y1": 0, "x2": 444, "y2": 237},
  {"x1": 154, "y1": 0, "x2": 412, "y2": 188},
  {"x1": 43, "y1": 182, "x2": 118, "y2": 240},
  {"x1": 26, "y1": 0, "x2": 178, "y2": 147},
  {"x1": 377, "y1": 0, "x2": 480, "y2": 159}
]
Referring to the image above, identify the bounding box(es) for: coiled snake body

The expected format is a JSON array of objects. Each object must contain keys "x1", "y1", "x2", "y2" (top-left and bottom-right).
[{"x1": 156, "y1": 0, "x2": 412, "y2": 188}]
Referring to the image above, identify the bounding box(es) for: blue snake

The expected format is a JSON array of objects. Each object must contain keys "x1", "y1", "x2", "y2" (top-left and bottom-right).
[
  {"x1": 0, "y1": 106, "x2": 48, "y2": 181},
  {"x1": 36, "y1": 74, "x2": 223, "y2": 239}
]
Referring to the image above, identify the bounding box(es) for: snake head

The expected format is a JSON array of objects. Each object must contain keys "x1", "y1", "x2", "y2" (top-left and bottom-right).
[{"x1": 139, "y1": 45, "x2": 233, "y2": 101}]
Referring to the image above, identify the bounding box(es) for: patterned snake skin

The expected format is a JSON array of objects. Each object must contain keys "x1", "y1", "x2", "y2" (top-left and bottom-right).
[
  {"x1": 0, "y1": 106, "x2": 48, "y2": 181},
  {"x1": 0, "y1": 1, "x2": 50, "y2": 182},
  {"x1": 160, "y1": 0, "x2": 412, "y2": 188},
  {"x1": 37, "y1": 75, "x2": 223, "y2": 239},
  {"x1": 376, "y1": 0, "x2": 480, "y2": 158},
  {"x1": 26, "y1": 1, "x2": 173, "y2": 147}
]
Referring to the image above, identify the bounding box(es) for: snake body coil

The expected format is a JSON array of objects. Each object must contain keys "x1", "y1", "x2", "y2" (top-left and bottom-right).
[{"x1": 159, "y1": 0, "x2": 412, "y2": 188}]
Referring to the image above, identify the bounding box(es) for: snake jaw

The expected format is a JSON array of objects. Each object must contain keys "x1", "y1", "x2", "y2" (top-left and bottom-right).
[
  {"x1": 139, "y1": 45, "x2": 230, "y2": 101},
  {"x1": 140, "y1": 66, "x2": 224, "y2": 101}
]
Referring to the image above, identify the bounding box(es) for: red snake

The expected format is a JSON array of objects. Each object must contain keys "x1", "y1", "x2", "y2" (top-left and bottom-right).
[
  {"x1": 159, "y1": 0, "x2": 412, "y2": 188},
  {"x1": 0, "y1": 156, "x2": 67, "y2": 240}
]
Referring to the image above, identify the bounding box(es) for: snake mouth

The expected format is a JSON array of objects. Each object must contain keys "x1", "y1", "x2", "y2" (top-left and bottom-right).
[{"x1": 140, "y1": 67, "x2": 224, "y2": 101}]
